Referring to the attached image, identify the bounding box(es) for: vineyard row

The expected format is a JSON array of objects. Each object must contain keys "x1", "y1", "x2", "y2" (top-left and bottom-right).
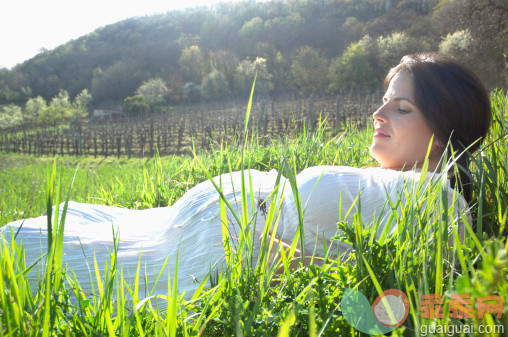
[{"x1": 0, "y1": 93, "x2": 380, "y2": 158}]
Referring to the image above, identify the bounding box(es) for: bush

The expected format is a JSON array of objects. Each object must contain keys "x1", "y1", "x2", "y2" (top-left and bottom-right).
[
  {"x1": 439, "y1": 29, "x2": 474, "y2": 64},
  {"x1": 183, "y1": 82, "x2": 202, "y2": 103},
  {"x1": 329, "y1": 36, "x2": 379, "y2": 91},
  {"x1": 123, "y1": 95, "x2": 150, "y2": 115},
  {"x1": 136, "y1": 78, "x2": 168, "y2": 106},
  {"x1": 201, "y1": 70, "x2": 231, "y2": 101},
  {"x1": 291, "y1": 46, "x2": 329, "y2": 93},
  {"x1": 0, "y1": 104, "x2": 23, "y2": 129}
]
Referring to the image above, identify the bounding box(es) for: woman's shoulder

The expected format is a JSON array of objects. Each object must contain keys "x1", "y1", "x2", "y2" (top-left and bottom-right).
[
  {"x1": 293, "y1": 166, "x2": 440, "y2": 200},
  {"x1": 297, "y1": 165, "x2": 420, "y2": 181}
]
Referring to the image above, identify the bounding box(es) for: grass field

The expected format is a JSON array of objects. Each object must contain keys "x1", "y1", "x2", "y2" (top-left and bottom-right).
[{"x1": 0, "y1": 91, "x2": 506, "y2": 336}]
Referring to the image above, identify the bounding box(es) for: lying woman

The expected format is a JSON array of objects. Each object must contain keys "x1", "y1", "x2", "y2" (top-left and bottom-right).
[{"x1": 1, "y1": 53, "x2": 491, "y2": 299}]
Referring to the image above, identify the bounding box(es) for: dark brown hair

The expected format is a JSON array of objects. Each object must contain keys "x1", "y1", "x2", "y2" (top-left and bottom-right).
[{"x1": 385, "y1": 52, "x2": 492, "y2": 202}]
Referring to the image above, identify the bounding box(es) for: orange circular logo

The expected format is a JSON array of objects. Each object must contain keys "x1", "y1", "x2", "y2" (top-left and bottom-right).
[{"x1": 371, "y1": 289, "x2": 410, "y2": 326}]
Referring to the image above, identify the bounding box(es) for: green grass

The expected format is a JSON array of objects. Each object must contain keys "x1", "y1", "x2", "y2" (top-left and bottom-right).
[
  {"x1": 0, "y1": 91, "x2": 506, "y2": 336},
  {"x1": 0, "y1": 117, "x2": 374, "y2": 227}
]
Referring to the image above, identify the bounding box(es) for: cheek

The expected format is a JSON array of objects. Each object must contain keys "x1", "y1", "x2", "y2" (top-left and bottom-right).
[
  {"x1": 402, "y1": 120, "x2": 436, "y2": 154},
  {"x1": 399, "y1": 116, "x2": 433, "y2": 142}
]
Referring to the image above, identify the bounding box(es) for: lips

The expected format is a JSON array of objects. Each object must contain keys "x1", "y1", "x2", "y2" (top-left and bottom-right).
[{"x1": 374, "y1": 129, "x2": 390, "y2": 138}]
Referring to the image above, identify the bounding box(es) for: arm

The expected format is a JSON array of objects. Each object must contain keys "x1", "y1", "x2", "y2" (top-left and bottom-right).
[{"x1": 262, "y1": 233, "x2": 319, "y2": 273}]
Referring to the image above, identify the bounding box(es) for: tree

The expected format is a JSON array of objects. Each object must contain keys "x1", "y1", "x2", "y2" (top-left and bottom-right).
[
  {"x1": 39, "y1": 90, "x2": 71, "y2": 124},
  {"x1": 377, "y1": 32, "x2": 426, "y2": 72},
  {"x1": 25, "y1": 96, "x2": 47, "y2": 123},
  {"x1": 458, "y1": 0, "x2": 507, "y2": 87},
  {"x1": 165, "y1": 74, "x2": 185, "y2": 105},
  {"x1": 264, "y1": 13, "x2": 305, "y2": 52},
  {"x1": 210, "y1": 50, "x2": 239, "y2": 89},
  {"x1": 329, "y1": 36, "x2": 380, "y2": 91},
  {"x1": 239, "y1": 17, "x2": 264, "y2": 43},
  {"x1": 431, "y1": 0, "x2": 463, "y2": 36},
  {"x1": 74, "y1": 89, "x2": 93, "y2": 110},
  {"x1": 91, "y1": 60, "x2": 146, "y2": 104},
  {"x1": 290, "y1": 46, "x2": 330, "y2": 93},
  {"x1": 0, "y1": 69, "x2": 30, "y2": 104},
  {"x1": 269, "y1": 51, "x2": 292, "y2": 93},
  {"x1": 177, "y1": 33, "x2": 200, "y2": 48},
  {"x1": 201, "y1": 71, "x2": 230, "y2": 101},
  {"x1": 235, "y1": 57, "x2": 273, "y2": 96},
  {"x1": 136, "y1": 78, "x2": 168, "y2": 106},
  {"x1": 123, "y1": 95, "x2": 150, "y2": 115},
  {"x1": 431, "y1": 0, "x2": 507, "y2": 87},
  {"x1": 179, "y1": 46, "x2": 208, "y2": 84},
  {"x1": 341, "y1": 17, "x2": 363, "y2": 46},
  {"x1": 0, "y1": 105, "x2": 23, "y2": 129},
  {"x1": 439, "y1": 29, "x2": 474, "y2": 66},
  {"x1": 183, "y1": 82, "x2": 202, "y2": 102},
  {"x1": 66, "y1": 89, "x2": 92, "y2": 124}
]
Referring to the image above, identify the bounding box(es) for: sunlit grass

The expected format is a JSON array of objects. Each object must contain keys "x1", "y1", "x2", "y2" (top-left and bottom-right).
[{"x1": 0, "y1": 90, "x2": 506, "y2": 336}]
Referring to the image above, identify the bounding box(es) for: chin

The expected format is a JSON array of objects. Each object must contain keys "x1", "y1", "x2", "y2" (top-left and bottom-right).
[{"x1": 369, "y1": 145, "x2": 383, "y2": 165}]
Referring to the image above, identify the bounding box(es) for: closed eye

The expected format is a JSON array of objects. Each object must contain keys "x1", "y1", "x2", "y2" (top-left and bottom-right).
[{"x1": 398, "y1": 108, "x2": 410, "y2": 114}]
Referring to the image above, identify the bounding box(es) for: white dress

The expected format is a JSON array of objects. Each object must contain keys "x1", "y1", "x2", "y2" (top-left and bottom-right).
[{"x1": 1, "y1": 166, "x2": 467, "y2": 299}]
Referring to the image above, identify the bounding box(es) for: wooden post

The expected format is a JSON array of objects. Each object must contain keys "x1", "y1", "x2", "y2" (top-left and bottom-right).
[
  {"x1": 335, "y1": 94, "x2": 341, "y2": 131},
  {"x1": 306, "y1": 93, "x2": 315, "y2": 132},
  {"x1": 149, "y1": 118, "x2": 154, "y2": 157},
  {"x1": 177, "y1": 125, "x2": 183, "y2": 155},
  {"x1": 139, "y1": 133, "x2": 145, "y2": 158},
  {"x1": 104, "y1": 133, "x2": 108, "y2": 158},
  {"x1": 117, "y1": 136, "x2": 121, "y2": 159}
]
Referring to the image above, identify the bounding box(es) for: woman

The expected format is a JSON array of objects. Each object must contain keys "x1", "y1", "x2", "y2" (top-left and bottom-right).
[{"x1": 1, "y1": 53, "x2": 491, "y2": 299}]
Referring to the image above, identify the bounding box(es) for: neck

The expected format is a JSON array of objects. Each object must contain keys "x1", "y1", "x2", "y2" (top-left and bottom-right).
[{"x1": 382, "y1": 158, "x2": 442, "y2": 173}]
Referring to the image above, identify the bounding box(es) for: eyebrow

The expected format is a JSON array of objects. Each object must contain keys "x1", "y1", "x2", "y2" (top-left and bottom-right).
[
  {"x1": 384, "y1": 96, "x2": 416, "y2": 106},
  {"x1": 393, "y1": 97, "x2": 415, "y2": 105}
]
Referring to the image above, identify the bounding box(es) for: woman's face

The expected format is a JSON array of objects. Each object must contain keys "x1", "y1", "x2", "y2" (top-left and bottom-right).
[{"x1": 369, "y1": 71, "x2": 443, "y2": 170}]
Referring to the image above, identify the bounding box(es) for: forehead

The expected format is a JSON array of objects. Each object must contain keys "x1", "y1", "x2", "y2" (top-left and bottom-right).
[{"x1": 385, "y1": 71, "x2": 414, "y2": 99}]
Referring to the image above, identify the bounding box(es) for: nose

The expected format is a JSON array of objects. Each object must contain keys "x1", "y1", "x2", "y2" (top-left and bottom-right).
[{"x1": 372, "y1": 104, "x2": 388, "y2": 124}]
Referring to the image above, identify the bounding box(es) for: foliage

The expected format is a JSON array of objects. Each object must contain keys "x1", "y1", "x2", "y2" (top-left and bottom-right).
[
  {"x1": 269, "y1": 51, "x2": 293, "y2": 93},
  {"x1": 136, "y1": 78, "x2": 169, "y2": 106},
  {"x1": 329, "y1": 32, "x2": 426, "y2": 92},
  {"x1": 431, "y1": 0, "x2": 508, "y2": 87},
  {"x1": 39, "y1": 90, "x2": 71, "y2": 124},
  {"x1": 290, "y1": 46, "x2": 329, "y2": 93},
  {"x1": 201, "y1": 70, "x2": 231, "y2": 101},
  {"x1": 0, "y1": 69, "x2": 31, "y2": 104},
  {"x1": 183, "y1": 81, "x2": 202, "y2": 102},
  {"x1": 438, "y1": 29, "x2": 473, "y2": 64},
  {"x1": 91, "y1": 60, "x2": 147, "y2": 104},
  {"x1": 377, "y1": 32, "x2": 426, "y2": 72},
  {"x1": 235, "y1": 57, "x2": 273, "y2": 96},
  {"x1": 179, "y1": 45, "x2": 208, "y2": 84},
  {"x1": 210, "y1": 50, "x2": 239, "y2": 89},
  {"x1": 0, "y1": 0, "x2": 505, "y2": 108},
  {"x1": 0, "y1": 104, "x2": 23, "y2": 129},
  {"x1": 0, "y1": 0, "x2": 508, "y2": 113},
  {"x1": 239, "y1": 16, "x2": 264, "y2": 41},
  {"x1": 165, "y1": 73, "x2": 185, "y2": 104},
  {"x1": 74, "y1": 88, "x2": 93, "y2": 111},
  {"x1": 123, "y1": 95, "x2": 150, "y2": 115},
  {"x1": 25, "y1": 96, "x2": 47, "y2": 122},
  {"x1": 67, "y1": 89, "x2": 92, "y2": 123},
  {"x1": 329, "y1": 35, "x2": 379, "y2": 91}
]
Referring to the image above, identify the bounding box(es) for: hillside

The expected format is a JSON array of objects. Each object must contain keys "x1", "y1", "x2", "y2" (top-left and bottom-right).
[{"x1": 0, "y1": 0, "x2": 506, "y2": 109}]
